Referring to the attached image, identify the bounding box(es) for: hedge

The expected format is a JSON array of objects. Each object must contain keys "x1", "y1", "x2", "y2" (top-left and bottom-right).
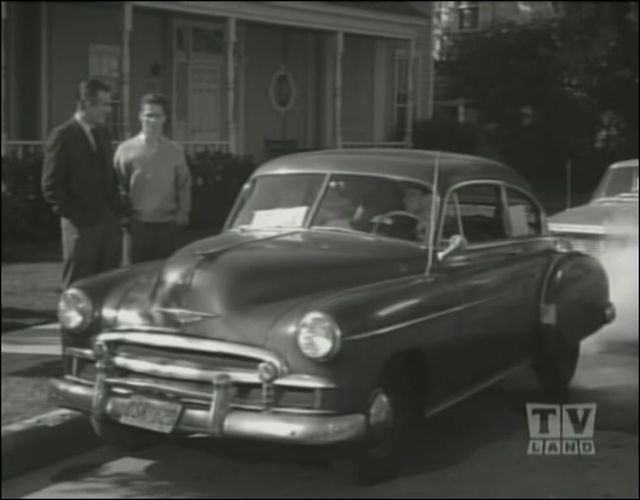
[{"x1": 1, "y1": 150, "x2": 257, "y2": 243}]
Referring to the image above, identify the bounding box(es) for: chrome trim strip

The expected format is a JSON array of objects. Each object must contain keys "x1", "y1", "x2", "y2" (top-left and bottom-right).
[
  {"x1": 111, "y1": 355, "x2": 261, "y2": 384},
  {"x1": 105, "y1": 377, "x2": 212, "y2": 399},
  {"x1": 64, "y1": 347, "x2": 95, "y2": 360},
  {"x1": 175, "y1": 400, "x2": 335, "y2": 416},
  {"x1": 109, "y1": 359, "x2": 336, "y2": 390},
  {"x1": 155, "y1": 308, "x2": 221, "y2": 321},
  {"x1": 548, "y1": 223, "x2": 605, "y2": 235},
  {"x1": 345, "y1": 296, "x2": 495, "y2": 341},
  {"x1": 274, "y1": 374, "x2": 337, "y2": 389},
  {"x1": 423, "y1": 360, "x2": 530, "y2": 418},
  {"x1": 110, "y1": 325, "x2": 179, "y2": 334},
  {"x1": 96, "y1": 332, "x2": 288, "y2": 375}
]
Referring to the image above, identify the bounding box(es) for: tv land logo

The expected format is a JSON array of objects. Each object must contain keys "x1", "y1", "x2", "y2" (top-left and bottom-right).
[{"x1": 526, "y1": 403, "x2": 597, "y2": 455}]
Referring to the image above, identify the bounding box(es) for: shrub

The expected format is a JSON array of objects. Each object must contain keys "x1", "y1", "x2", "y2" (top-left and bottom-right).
[
  {"x1": 1, "y1": 150, "x2": 257, "y2": 243},
  {"x1": 412, "y1": 117, "x2": 482, "y2": 156}
]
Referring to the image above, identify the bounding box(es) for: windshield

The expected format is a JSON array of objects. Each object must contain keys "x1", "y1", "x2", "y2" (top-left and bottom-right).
[
  {"x1": 228, "y1": 173, "x2": 434, "y2": 244},
  {"x1": 592, "y1": 165, "x2": 639, "y2": 201}
]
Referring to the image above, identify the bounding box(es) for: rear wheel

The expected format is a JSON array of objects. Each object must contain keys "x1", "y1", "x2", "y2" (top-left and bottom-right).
[
  {"x1": 91, "y1": 417, "x2": 156, "y2": 452},
  {"x1": 533, "y1": 328, "x2": 580, "y2": 400}
]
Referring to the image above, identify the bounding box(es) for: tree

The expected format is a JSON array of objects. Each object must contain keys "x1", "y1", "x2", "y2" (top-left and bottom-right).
[{"x1": 445, "y1": 1, "x2": 638, "y2": 192}]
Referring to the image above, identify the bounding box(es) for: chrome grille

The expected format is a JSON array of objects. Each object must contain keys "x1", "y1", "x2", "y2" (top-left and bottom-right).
[
  {"x1": 115, "y1": 344, "x2": 260, "y2": 372},
  {"x1": 72, "y1": 332, "x2": 323, "y2": 413}
]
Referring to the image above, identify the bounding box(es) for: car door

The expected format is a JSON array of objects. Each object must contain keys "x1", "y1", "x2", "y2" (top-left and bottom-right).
[{"x1": 436, "y1": 182, "x2": 547, "y2": 386}]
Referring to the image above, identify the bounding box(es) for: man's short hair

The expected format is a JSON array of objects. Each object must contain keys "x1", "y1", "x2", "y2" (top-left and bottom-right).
[
  {"x1": 140, "y1": 93, "x2": 169, "y2": 115},
  {"x1": 76, "y1": 78, "x2": 111, "y2": 106}
]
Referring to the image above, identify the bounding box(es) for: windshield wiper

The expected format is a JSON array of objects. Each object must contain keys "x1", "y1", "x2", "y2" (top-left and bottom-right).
[{"x1": 312, "y1": 225, "x2": 360, "y2": 234}]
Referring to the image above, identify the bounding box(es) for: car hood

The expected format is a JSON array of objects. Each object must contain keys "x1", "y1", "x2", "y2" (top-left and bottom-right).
[
  {"x1": 548, "y1": 200, "x2": 638, "y2": 234},
  {"x1": 130, "y1": 229, "x2": 425, "y2": 344}
]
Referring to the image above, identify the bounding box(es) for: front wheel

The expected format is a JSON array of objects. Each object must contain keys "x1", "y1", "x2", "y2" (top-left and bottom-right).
[{"x1": 339, "y1": 371, "x2": 417, "y2": 485}]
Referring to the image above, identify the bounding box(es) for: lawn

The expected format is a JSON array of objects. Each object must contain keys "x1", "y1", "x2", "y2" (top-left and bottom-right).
[{"x1": 2, "y1": 262, "x2": 61, "y2": 333}]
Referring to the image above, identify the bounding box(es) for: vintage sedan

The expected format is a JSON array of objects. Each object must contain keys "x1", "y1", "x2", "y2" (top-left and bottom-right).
[
  {"x1": 50, "y1": 149, "x2": 615, "y2": 483},
  {"x1": 548, "y1": 158, "x2": 638, "y2": 258}
]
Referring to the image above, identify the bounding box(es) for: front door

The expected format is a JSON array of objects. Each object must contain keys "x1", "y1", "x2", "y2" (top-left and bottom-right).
[
  {"x1": 437, "y1": 183, "x2": 541, "y2": 384},
  {"x1": 173, "y1": 22, "x2": 225, "y2": 142}
]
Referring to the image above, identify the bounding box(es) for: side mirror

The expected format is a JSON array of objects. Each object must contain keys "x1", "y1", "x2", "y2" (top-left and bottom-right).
[{"x1": 438, "y1": 234, "x2": 467, "y2": 261}]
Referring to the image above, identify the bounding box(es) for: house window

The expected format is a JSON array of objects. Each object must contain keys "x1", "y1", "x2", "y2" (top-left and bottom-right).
[
  {"x1": 88, "y1": 44, "x2": 122, "y2": 140},
  {"x1": 456, "y1": 1, "x2": 479, "y2": 30},
  {"x1": 393, "y1": 51, "x2": 415, "y2": 141}
]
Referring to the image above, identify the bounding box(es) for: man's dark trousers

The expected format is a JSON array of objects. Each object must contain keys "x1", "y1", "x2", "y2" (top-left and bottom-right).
[{"x1": 61, "y1": 211, "x2": 122, "y2": 289}]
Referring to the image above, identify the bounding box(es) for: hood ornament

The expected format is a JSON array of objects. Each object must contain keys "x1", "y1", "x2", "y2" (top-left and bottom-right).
[{"x1": 156, "y1": 307, "x2": 220, "y2": 324}]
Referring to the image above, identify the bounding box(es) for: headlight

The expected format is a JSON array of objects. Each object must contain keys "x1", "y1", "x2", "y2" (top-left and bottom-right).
[
  {"x1": 58, "y1": 288, "x2": 93, "y2": 331},
  {"x1": 296, "y1": 311, "x2": 341, "y2": 360}
]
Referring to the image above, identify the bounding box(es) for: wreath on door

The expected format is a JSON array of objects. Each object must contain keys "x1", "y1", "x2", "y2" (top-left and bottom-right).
[{"x1": 269, "y1": 68, "x2": 296, "y2": 114}]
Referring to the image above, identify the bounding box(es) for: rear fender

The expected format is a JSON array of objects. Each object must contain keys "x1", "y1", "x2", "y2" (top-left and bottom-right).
[{"x1": 540, "y1": 252, "x2": 613, "y2": 345}]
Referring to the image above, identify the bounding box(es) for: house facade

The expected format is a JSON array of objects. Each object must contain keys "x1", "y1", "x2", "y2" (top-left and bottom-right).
[{"x1": 1, "y1": 1, "x2": 435, "y2": 162}]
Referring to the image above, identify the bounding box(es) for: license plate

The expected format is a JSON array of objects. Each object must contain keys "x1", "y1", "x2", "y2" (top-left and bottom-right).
[{"x1": 120, "y1": 396, "x2": 182, "y2": 433}]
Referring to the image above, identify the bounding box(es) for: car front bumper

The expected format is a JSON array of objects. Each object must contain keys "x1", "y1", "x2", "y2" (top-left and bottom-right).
[{"x1": 50, "y1": 377, "x2": 366, "y2": 445}]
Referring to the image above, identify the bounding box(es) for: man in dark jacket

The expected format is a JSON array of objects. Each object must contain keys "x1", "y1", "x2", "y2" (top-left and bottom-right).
[{"x1": 41, "y1": 78, "x2": 123, "y2": 289}]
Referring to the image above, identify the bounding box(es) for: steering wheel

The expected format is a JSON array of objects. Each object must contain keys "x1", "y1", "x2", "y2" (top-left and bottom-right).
[{"x1": 369, "y1": 211, "x2": 421, "y2": 235}]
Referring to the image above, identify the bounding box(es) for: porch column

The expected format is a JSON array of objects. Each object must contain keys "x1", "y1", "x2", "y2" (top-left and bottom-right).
[
  {"x1": 40, "y1": 1, "x2": 48, "y2": 139},
  {"x1": 334, "y1": 31, "x2": 343, "y2": 149},
  {"x1": 226, "y1": 17, "x2": 237, "y2": 154},
  {"x1": 403, "y1": 38, "x2": 416, "y2": 147},
  {"x1": 1, "y1": 1, "x2": 7, "y2": 156},
  {"x1": 121, "y1": 2, "x2": 132, "y2": 139}
]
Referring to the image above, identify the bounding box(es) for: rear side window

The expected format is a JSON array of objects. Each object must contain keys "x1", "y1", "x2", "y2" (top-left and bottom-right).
[
  {"x1": 441, "y1": 184, "x2": 507, "y2": 244},
  {"x1": 506, "y1": 188, "x2": 542, "y2": 237}
]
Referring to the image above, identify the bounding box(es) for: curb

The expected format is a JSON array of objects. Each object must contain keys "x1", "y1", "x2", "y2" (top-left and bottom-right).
[{"x1": 1, "y1": 409, "x2": 102, "y2": 481}]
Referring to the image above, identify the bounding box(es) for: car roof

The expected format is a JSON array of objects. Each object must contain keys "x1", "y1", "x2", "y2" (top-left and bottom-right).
[
  {"x1": 254, "y1": 148, "x2": 533, "y2": 193},
  {"x1": 609, "y1": 158, "x2": 638, "y2": 169}
]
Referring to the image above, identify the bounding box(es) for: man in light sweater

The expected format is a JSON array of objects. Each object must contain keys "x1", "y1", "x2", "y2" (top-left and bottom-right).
[{"x1": 114, "y1": 94, "x2": 192, "y2": 264}]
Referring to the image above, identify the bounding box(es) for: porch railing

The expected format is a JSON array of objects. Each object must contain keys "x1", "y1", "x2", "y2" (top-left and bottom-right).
[
  {"x1": 2, "y1": 140, "x2": 232, "y2": 160},
  {"x1": 2, "y1": 141, "x2": 45, "y2": 160},
  {"x1": 2, "y1": 139, "x2": 414, "y2": 162}
]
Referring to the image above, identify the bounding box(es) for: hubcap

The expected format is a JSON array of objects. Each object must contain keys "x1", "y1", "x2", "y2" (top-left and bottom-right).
[{"x1": 369, "y1": 391, "x2": 393, "y2": 432}]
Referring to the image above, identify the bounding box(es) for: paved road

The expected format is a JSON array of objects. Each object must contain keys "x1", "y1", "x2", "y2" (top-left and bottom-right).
[{"x1": 2, "y1": 317, "x2": 637, "y2": 499}]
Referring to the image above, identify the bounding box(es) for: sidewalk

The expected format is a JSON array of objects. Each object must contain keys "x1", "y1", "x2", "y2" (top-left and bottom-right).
[
  {"x1": 1, "y1": 322, "x2": 60, "y2": 356},
  {"x1": 1, "y1": 322, "x2": 100, "y2": 480}
]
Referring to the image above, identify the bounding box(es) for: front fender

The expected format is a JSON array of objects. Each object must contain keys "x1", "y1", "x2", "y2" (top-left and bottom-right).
[
  {"x1": 540, "y1": 251, "x2": 612, "y2": 345},
  {"x1": 63, "y1": 261, "x2": 163, "y2": 346},
  {"x1": 266, "y1": 274, "x2": 436, "y2": 414}
]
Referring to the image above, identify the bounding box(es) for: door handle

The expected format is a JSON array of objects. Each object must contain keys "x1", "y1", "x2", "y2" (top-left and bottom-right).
[{"x1": 505, "y1": 248, "x2": 524, "y2": 256}]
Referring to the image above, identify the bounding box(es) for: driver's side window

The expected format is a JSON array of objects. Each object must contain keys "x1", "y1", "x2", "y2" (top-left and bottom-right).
[{"x1": 441, "y1": 184, "x2": 507, "y2": 245}]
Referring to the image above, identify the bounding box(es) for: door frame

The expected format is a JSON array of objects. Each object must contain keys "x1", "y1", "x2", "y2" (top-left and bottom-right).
[{"x1": 171, "y1": 19, "x2": 226, "y2": 142}]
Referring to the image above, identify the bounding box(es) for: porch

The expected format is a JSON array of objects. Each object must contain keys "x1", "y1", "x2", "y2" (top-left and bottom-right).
[{"x1": 1, "y1": 1, "x2": 433, "y2": 162}]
